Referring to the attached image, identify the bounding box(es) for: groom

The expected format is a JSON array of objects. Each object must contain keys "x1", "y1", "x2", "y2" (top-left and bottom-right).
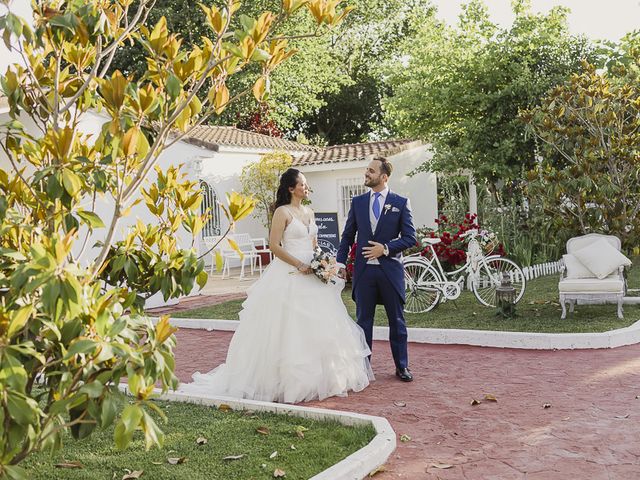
[{"x1": 337, "y1": 157, "x2": 416, "y2": 382}]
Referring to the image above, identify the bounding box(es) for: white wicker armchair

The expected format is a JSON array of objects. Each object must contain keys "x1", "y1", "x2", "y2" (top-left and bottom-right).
[{"x1": 559, "y1": 234, "x2": 628, "y2": 319}]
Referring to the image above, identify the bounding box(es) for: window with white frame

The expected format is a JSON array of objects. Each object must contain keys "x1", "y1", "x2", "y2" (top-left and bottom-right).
[{"x1": 337, "y1": 178, "x2": 368, "y2": 220}]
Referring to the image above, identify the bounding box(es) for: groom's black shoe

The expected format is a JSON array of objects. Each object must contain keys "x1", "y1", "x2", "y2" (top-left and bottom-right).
[{"x1": 395, "y1": 368, "x2": 413, "y2": 382}]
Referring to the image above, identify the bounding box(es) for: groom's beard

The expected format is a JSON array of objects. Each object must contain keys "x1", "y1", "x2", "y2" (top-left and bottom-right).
[{"x1": 365, "y1": 177, "x2": 380, "y2": 188}]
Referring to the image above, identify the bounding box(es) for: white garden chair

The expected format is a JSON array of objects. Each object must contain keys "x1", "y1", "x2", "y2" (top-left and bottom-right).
[
  {"x1": 213, "y1": 233, "x2": 272, "y2": 279},
  {"x1": 558, "y1": 233, "x2": 631, "y2": 319}
]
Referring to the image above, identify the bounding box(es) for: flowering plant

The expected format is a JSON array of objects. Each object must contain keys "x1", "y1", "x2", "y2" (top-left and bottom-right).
[
  {"x1": 419, "y1": 213, "x2": 506, "y2": 270},
  {"x1": 345, "y1": 242, "x2": 357, "y2": 282},
  {"x1": 310, "y1": 247, "x2": 343, "y2": 286}
]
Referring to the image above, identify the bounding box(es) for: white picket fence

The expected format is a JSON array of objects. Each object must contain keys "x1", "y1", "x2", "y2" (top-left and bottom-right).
[
  {"x1": 463, "y1": 258, "x2": 563, "y2": 290},
  {"x1": 520, "y1": 259, "x2": 564, "y2": 281}
]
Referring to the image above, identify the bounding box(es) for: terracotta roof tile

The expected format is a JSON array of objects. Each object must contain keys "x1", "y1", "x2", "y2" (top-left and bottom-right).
[
  {"x1": 293, "y1": 139, "x2": 422, "y2": 166},
  {"x1": 182, "y1": 125, "x2": 319, "y2": 152}
]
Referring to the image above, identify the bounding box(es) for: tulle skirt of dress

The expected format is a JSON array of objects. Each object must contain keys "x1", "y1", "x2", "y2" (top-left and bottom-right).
[{"x1": 178, "y1": 251, "x2": 374, "y2": 404}]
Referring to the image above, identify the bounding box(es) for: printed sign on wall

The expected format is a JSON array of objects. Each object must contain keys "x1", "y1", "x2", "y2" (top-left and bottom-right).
[{"x1": 314, "y1": 212, "x2": 340, "y2": 255}]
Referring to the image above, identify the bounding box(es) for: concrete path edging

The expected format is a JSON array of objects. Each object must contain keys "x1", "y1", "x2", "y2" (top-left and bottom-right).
[
  {"x1": 119, "y1": 386, "x2": 395, "y2": 480},
  {"x1": 153, "y1": 317, "x2": 640, "y2": 350}
]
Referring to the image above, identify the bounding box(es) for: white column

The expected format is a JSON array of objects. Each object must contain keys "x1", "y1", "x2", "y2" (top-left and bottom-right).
[{"x1": 468, "y1": 174, "x2": 478, "y2": 216}]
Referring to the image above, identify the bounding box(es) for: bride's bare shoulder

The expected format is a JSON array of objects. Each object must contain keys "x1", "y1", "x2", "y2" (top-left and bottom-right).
[{"x1": 273, "y1": 206, "x2": 293, "y2": 225}]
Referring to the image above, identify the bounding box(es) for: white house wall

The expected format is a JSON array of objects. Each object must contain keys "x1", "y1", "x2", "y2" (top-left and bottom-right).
[
  {"x1": 0, "y1": 109, "x2": 210, "y2": 307},
  {"x1": 303, "y1": 145, "x2": 438, "y2": 235},
  {"x1": 198, "y1": 148, "x2": 271, "y2": 241}
]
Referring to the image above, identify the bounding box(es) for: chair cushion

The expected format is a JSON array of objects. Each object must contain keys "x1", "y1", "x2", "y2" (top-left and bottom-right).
[
  {"x1": 559, "y1": 276, "x2": 624, "y2": 293},
  {"x1": 572, "y1": 239, "x2": 631, "y2": 279},
  {"x1": 563, "y1": 254, "x2": 595, "y2": 279}
]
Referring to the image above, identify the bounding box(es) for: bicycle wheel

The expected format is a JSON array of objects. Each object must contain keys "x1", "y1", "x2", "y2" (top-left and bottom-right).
[
  {"x1": 403, "y1": 259, "x2": 442, "y2": 313},
  {"x1": 471, "y1": 257, "x2": 526, "y2": 307}
]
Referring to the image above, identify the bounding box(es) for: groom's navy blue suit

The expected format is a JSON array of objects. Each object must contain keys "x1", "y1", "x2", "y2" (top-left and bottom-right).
[{"x1": 337, "y1": 191, "x2": 416, "y2": 370}]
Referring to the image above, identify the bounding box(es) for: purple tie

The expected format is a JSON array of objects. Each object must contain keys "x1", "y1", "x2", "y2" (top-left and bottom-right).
[{"x1": 372, "y1": 192, "x2": 381, "y2": 220}]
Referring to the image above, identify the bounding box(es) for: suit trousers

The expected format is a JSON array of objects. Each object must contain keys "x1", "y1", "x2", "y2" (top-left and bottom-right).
[{"x1": 354, "y1": 265, "x2": 409, "y2": 370}]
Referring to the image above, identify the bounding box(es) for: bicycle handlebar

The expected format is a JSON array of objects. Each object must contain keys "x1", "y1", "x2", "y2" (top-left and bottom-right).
[{"x1": 459, "y1": 229, "x2": 479, "y2": 239}]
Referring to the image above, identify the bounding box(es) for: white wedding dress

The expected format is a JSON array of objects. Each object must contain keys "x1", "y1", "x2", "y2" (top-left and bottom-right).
[{"x1": 178, "y1": 216, "x2": 374, "y2": 404}]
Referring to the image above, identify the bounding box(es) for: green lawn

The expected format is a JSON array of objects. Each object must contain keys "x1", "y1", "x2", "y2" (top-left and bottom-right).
[
  {"x1": 173, "y1": 264, "x2": 640, "y2": 333},
  {"x1": 24, "y1": 398, "x2": 375, "y2": 480}
]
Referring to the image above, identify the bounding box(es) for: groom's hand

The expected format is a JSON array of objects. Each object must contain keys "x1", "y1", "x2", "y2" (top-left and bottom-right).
[{"x1": 363, "y1": 241, "x2": 384, "y2": 260}]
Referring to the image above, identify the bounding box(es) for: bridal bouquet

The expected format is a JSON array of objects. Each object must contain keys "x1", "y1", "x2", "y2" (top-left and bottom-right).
[{"x1": 309, "y1": 247, "x2": 343, "y2": 288}]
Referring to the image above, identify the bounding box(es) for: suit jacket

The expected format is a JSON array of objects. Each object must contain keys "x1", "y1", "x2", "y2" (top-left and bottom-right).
[{"x1": 337, "y1": 190, "x2": 417, "y2": 301}]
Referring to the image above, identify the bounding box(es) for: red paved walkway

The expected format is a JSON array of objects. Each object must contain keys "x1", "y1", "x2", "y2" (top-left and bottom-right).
[{"x1": 175, "y1": 328, "x2": 640, "y2": 479}]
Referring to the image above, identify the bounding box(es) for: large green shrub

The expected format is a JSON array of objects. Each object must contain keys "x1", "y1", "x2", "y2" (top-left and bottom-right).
[
  {"x1": 522, "y1": 60, "x2": 640, "y2": 253},
  {"x1": 0, "y1": 0, "x2": 350, "y2": 476}
]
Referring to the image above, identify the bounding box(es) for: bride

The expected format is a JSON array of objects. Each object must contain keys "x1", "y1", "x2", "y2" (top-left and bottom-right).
[{"x1": 179, "y1": 168, "x2": 374, "y2": 403}]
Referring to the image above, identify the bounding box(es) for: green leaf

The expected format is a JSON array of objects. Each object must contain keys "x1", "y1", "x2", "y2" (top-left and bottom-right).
[
  {"x1": 166, "y1": 74, "x2": 182, "y2": 99},
  {"x1": 101, "y1": 394, "x2": 118, "y2": 428},
  {"x1": 1, "y1": 465, "x2": 28, "y2": 480},
  {"x1": 141, "y1": 410, "x2": 164, "y2": 450},
  {"x1": 80, "y1": 381, "x2": 104, "y2": 399},
  {"x1": 7, "y1": 304, "x2": 33, "y2": 338},
  {"x1": 196, "y1": 269, "x2": 208, "y2": 289},
  {"x1": 238, "y1": 14, "x2": 255, "y2": 32},
  {"x1": 5, "y1": 12, "x2": 23, "y2": 37},
  {"x1": 62, "y1": 169, "x2": 82, "y2": 196},
  {"x1": 0, "y1": 248, "x2": 27, "y2": 261},
  {"x1": 250, "y1": 48, "x2": 270, "y2": 62},
  {"x1": 70, "y1": 404, "x2": 96, "y2": 439},
  {"x1": 49, "y1": 13, "x2": 78, "y2": 33},
  {"x1": 49, "y1": 397, "x2": 74, "y2": 416},
  {"x1": 64, "y1": 339, "x2": 97, "y2": 359},
  {"x1": 46, "y1": 174, "x2": 64, "y2": 199},
  {"x1": 6, "y1": 392, "x2": 36, "y2": 426},
  {"x1": 77, "y1": 210, "x2": 105, "y2": 228},
  {"x1": 0, "y1": 364, "x2": 28, "y2": 391},
  {"x1": 114, "y1": 404, "x2": 143, "y2": 450}
]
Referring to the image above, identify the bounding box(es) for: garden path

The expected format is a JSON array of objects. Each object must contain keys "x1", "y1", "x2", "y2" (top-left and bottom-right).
[{"x1": 174, "y1": 315, "x2": 640, "y2": 479}]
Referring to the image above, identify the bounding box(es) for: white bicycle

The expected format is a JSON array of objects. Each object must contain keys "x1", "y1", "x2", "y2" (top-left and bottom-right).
[{"x1": 403, "y1": 229, "x2": 526, "y2": 313}]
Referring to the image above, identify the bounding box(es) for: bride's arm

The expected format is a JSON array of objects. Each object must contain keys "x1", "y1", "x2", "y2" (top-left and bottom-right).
[{"x1": 269, "y1": 207, "x2": 312, "y2": 273}]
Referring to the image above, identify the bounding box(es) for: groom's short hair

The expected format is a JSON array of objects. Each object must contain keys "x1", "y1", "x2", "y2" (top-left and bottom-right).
[{"x1": 373, "y1": 156, "x2": 393, "y2": 177}]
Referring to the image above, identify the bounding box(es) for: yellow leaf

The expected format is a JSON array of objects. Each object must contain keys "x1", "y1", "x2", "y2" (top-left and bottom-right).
[
  {"x1": 175, "y1": 107, "x2": 191, "y2": 132},
  {"x1": 123, "y1": 127, "x2": 140, "y2": 156},
  {"x1": 230, "y1": 1, "x2": 241, "y2": 15},
  {"x1": 149, "y1": 17, "x2": 169, "y2": 53},
  {"x1": 252, "y1": 76, "x2": 266, "y2": 102},
  {"x1": 227, "y1": 237, "x2": 244, "y2": 260},
  {"x1": 212, "y1": 84, "x2": 229, "y2": 115},
  {"x1": 215, "y1": 250, "x2": 224, "y2": 272},
  {"x1": 155, "y1": 315, "x2": 177, "y2": 343},
  {"x1": 368, "y1": 465, "x2": 386, "y2": 477},
  {"x1": 226, "y1": 191, "x2": 256, "y2": 222},
  {"x1": 122, "y1": 470, "x2": 144, "y2": 480}
]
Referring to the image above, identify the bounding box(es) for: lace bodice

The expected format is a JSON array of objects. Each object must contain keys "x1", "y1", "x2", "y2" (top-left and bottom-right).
[{"x1": 282, "y1": 217, "x2": 318, "y2": 254}]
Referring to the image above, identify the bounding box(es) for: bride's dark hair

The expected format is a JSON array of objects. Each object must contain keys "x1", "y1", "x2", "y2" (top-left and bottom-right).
[{"x1": 272, "y1": 168, "x2": 301, "y2": 212}]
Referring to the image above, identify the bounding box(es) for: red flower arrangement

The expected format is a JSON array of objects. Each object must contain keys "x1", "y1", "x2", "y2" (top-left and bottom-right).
[
  {"x1": 420, "y1": 213, "x2": 506, "y2": 270},
  {"x1": 345, "y1": 242, "x2": 357, "y2": 282}
]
